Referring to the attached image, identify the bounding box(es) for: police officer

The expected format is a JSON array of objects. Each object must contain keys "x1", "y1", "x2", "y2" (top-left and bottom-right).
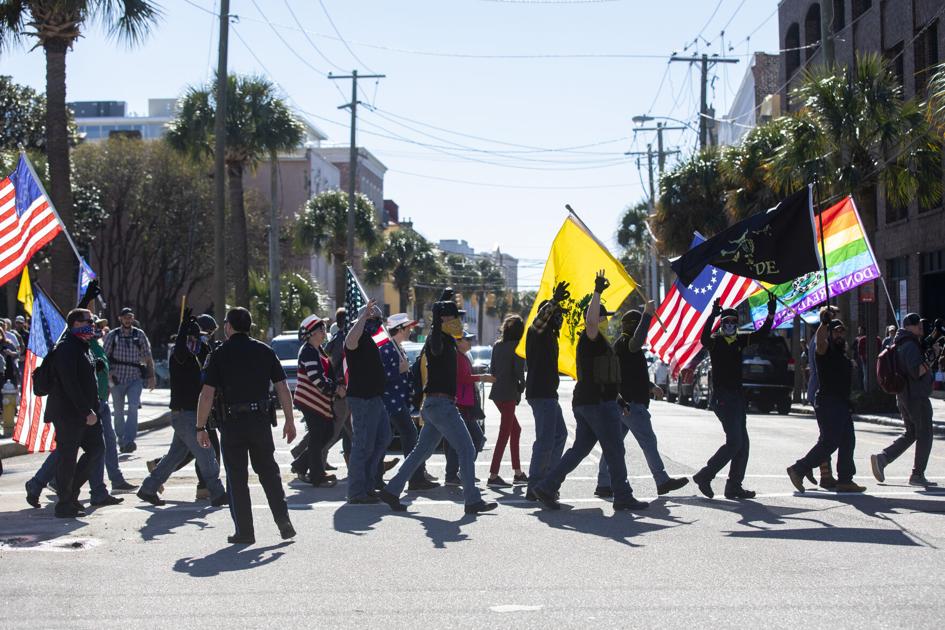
[
  {"x1": 787, "y1": 312, "x2": 866, "y2": 493},
  {"x1": 195, "y1": 308, "x2": 298, "y2": 544},
  {"x1": 691, "y1": 295, "x2": 775, "y2": 500}
]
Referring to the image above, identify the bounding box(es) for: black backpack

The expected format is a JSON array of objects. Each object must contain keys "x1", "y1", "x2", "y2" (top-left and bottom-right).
[
  {"x1": 408, "y1": 352, "x2": 425, "y2": 409},
  {"x1": 32, "y1": 345, "x2": 59, "y2": 397}
]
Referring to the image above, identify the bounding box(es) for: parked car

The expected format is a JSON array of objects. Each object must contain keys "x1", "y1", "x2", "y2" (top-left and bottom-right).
[
  {"x1": 668, "y1": 350, "x2": 706, "y2": 405},
  {"x1": 270, "y1": 333, "x2": 302, "y2": 392},
  {"x1": 742, "y1": 334, "x2": 794, "y2": 414}
]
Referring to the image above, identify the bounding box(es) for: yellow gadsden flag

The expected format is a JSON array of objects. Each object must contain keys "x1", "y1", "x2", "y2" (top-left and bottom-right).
[
  {"x1": 515, "y1": 215, "x2": 637, "y2": 378},
  {"x1": 17, "y1": 267, "x2": 33, "y2": 316}
]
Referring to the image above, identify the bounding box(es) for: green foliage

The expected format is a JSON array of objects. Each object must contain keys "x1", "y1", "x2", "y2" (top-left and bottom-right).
[
  {"x1": 652, "y1": 148, "x2": 728, "y2": 256},
  {"x1": 719, "y1": 118, "x2": 792, "y2": 222},
  {"x1": 248, "y1": 271, "x2": 326, "y2": 335},
  {"x1": 364, "y1": 227, "x2": 445, "y2": 311},
  {"x1": 0, "y1": 1, "x2": 161, "y2": 51},
  {"x1": 295, "y1": 189, "x2": 379, "y2": 256},
  {"x1": 0, "y1": 75, "x2": 78, "y2": 151},
  {"x1": 166, "y1": 74, "x2": 305, "y2": 170},
  {"x1": 71, "y1": 137, "x2": 214, "y2": 344}
]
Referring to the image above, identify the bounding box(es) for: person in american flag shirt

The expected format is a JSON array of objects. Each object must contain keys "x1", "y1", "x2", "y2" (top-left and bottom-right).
[
  {"x1": 376, "y1": 313, "x2": 438, "y2": 492},
  {"x1": 291, "y1": 315, "x2": 343, "y2": 488}
]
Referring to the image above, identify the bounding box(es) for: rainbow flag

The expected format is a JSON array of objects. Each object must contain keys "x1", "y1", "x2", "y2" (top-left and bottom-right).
[{"x1": 748, "y1": 196, "x2": 879, "y2": 329}]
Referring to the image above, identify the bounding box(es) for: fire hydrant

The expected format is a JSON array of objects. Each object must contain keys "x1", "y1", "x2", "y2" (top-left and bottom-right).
[{"x1": 2, "y1": 380, "x2": 17, "y2": 436}]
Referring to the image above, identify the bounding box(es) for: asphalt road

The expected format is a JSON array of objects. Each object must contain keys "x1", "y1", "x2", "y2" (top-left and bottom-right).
[{"x1": 1, "y1": 381, "x2": 944, "y2": 629}]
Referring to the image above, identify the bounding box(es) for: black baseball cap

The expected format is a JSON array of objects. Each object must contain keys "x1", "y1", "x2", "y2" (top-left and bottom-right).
[
  {"x1": 720, "y1": 308, "x2": 739, "y2": 319},
  {"x1": 903, "y1": 313, "x2": 921, "y2": 327},
  {"x1": 196, "y1": 314, "x2": 218, "y2": 333},
  {"x1": 119, "y1": 307, "x2": 134, "y2": 316},
  {"x1": 828, "y1": 319, "x2": 846, "y2": 331}
]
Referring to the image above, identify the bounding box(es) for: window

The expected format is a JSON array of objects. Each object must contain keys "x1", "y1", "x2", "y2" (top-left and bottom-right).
[
  {"x1": 887, "y1": 255, "x2": 909, "y2": 321},
  {"x1": 852, "y1": 0, "x2": 871, "y2": 20},
  {"x1": 885, "y1": 190, "x2": 908, "y2": 223},
  {"x1": 914, "y1": 19, "x2": 939, "y2": 96},
  {"x1": 832, "y1": 0, "x2": 845, "y2": 32},
  {"x1": 805, "y1": 4, "x2": 822, "y2": 61},
  {"x1": 785, "y1": 23, "x2": 801, "y2": 77},
  {"x1": 883, "y1": 41, "x2": 905, "y2": 89}
]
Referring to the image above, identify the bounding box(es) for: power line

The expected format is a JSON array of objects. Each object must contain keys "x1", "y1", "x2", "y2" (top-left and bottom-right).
[
  {"x1": 316, "y1": 0, "x2": 376, "y2": 73},
  {"x1": 283, "y1": 0, "x2": 347, "y2": 73},
  {"x1": 389, "y1": 169, "x2": 638, "y2": 190}
]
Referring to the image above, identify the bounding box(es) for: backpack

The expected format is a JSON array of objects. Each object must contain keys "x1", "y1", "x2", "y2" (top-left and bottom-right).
[
  {"x1": 32, "y1": 345, "x2": 59, "y2": 397},
  {"x1": 876, "y1": 338, "x2": 916, "y2": 395},
  {"x1": 408, "y1": 351, "x2": 427, "y2": 410}
]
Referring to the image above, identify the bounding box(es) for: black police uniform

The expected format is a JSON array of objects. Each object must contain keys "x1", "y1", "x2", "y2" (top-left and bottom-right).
[{"x1": 203, "y1": 332, "x2": 289, "y2": 538}]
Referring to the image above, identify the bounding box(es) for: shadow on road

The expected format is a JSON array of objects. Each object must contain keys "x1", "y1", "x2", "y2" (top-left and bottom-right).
[
  {"x1": 332, "y1": 499, "x2": 486, "y2": 548},
  {"x1": 173, "y1": 542, "x2": 293, "y2": 577},
  {"x1": 530, "y1": 504, "x2": 682, "y2": 547},
  {"x1": 726, "y1": 526, "x2": 921, "y2": 546},
  {"x1": 0, "y1": 505, "x2": 88, "y2": 548},
  {"x1": 138, "y1": 502, "x2": 216, "y2": 541},
  {"x1": 332, "y1": 501, "x2": 386, "y2": 536},
  {"x1": 670, "y1": 496, "x2": 834, "y2": 530}
]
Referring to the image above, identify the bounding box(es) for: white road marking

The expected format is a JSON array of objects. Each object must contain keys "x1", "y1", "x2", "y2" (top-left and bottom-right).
[{"x1": 490, "y1": 604, "x2": 544, "y2": 613}]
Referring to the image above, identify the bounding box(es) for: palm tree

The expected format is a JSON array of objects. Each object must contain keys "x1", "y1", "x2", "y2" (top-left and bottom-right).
[
  {"x1": 445, "y1": 254, "x2": 505, "y2": 341},
  {"x1": 652, "y1": 148, "x2": 729, "y2": 256},
  {"x1": 364, "y1": 227, "x2": 445, "y2": 313},
  {"x1": 166, "y1": 74, "x2": 304, "y2": 306},
  {"x1": 719, "y1": 118, "x2": 792, "y2": 222},
  {"x1": 927, "y1": 62, "x2": 945, "y2": 132},
  {"x1": 295, "y1": 189, "x2": 378, "y2": 309},
  {"x1": 0, "y1": 0, "x2": 160, "y2": 307},
  {"x1": 616, "y1": 200, "x2": 651, "y2": 286},
  {"x1": 766, "y1": 53, "x2": 942, "y2": 233}
]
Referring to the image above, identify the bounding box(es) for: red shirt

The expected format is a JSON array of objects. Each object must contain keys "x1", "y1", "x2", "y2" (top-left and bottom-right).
[{"x1": 455, "y1": 352, "x2": 476, "y2": 407}]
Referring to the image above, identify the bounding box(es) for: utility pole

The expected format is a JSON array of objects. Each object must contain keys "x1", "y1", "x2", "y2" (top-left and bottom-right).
[
  {"x1": 328, "y1": 70, "x2": 385, "y2": 266},
  {"x1": 626, "y1": 143, "x2": 680, "y2": 301},
  {"x1": 212, "y1": 0, "x2": 230, "y2": 330},
  {"x1": 669, "y1": 53, "x2": 739, "y2": 149}
]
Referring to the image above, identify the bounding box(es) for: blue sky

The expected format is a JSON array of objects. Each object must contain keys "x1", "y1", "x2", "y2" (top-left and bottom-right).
[{"x1": 0, "y1": 0, "x2": 780, "y2": 290}]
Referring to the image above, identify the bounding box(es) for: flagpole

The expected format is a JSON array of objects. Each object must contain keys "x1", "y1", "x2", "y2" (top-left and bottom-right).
[
  {"x1": 564, "y1": 203, "x2": 668, "y2": 332},
  {"x1": 19, "y1": 152, "x2": 84, "y2": 266},
  {"x1": 346, "y1": 265, "x2": 408, "y2": 361},
  {"x1": 812, "y1": 181, "x2": 831, "y2": 308}
]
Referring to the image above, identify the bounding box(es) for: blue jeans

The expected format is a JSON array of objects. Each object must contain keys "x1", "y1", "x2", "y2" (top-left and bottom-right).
[
  {"x1": 96, "y1": 400, "x2": 127, "y2": 485},
  {"x1": 697, "y1": 388, "x2": 749, "y2": 488},
  {"x1": 386, "y1": 407, "x2": 427, "y2": 485},
  {"x1": 386, "y1": 396, "x2": 483, "y2": 505},
  {"x1": 526, "y1": 398, "x2": 568, "y2": 492},
  {"x1": 347, "y1": 396, "x2": 392, "y2": 500},
  {"x1": 141, "y1": 410, "x2": 225, "y2": 499},
  {"x1": 598, "y1": 403, "x2": 669, "y2": 487},
  {"x1": 111, "y1": 378, "x2": 144, "y2": 446},
  {"x1": 28, "y1": 417, "x2": 109, "y2": 503},
  {"x1": 445, "y1": 407, "x2": 485, "y2": 480},
  {"x1": 537, "y1": 401, "x2": 633, "y2": 502}
]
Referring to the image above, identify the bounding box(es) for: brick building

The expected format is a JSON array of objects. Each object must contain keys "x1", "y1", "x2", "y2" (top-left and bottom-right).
[{"x1": 778, "y1": 0, "x2": 945, "y2": 326}]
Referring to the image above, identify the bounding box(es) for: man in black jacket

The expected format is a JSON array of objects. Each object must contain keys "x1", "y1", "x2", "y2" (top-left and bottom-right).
[
  {"x1": 47, "y1": 308, "x2": 103, "y2": 518},
  {"x1": 691, "y1": 295, "x2": 775, "y2": 500},
  {"x1": 596, "y1": 302, "x2": 689, "y2": 497}
]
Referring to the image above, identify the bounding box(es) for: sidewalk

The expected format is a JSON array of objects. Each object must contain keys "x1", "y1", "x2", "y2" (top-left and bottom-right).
[
  {"x1": 0, "y1": 388, "x2": 172, "y2": 459},
  {"x1": 791, "y1": 394, "x2": 945, "y2": 435}
]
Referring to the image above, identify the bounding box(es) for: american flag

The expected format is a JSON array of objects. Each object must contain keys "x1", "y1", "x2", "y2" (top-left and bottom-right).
[
  {"x1": 12, "y1": 287, "x2": 66, "y2": 453},
  {"x1": 0, "y1": 155, "x2": 63, "y2": 286},
  {"x1": 342, "y1": 266, "x2": 390, "y2": 381},
  {"x1": 647, "y1": 235, "x2": 755, "y2": 378}
]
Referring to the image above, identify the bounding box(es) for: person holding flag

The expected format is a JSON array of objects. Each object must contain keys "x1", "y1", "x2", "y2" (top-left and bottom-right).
[
  {"x1": 533, "y1": 271, "x2": 648, "y2": 512},
  {"x1": 787, "y1": 310, "x2": 866, "y2": 494},
  {"x1": 343, "y1": 298, "x2": 392, "y2": 504},
  {"x1": 691, "y1": 294, "x2": 776, "y2": 500}
]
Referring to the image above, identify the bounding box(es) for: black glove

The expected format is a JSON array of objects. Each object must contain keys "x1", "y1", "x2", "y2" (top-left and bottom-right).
[
  {"x1": 552, "y1": 281, "x2": 571, "y2": 305},
  {"x1": 77, "y1": 279, "x2": 102, "y2": 308},
  {"x1": 711, "y1": 299, "x2": 722, "y2": 318},
  {"x1": 178, "y1": 309, "x2": 199, "y2": 337},
  {"x1": 439, "y1": 287, "x2": 455, "y2": 302},
  {"x1": 593, "y1": 272, "x2": 610, "y2": 294}
]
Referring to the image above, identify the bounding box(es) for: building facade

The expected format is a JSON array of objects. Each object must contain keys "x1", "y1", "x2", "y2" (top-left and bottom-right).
[
  {"x1": 778, "y1": 0, "x2": 945, "y2": 325},
  {"x1": 718, "y1": 52, "x2": 781, "y2": 146}
]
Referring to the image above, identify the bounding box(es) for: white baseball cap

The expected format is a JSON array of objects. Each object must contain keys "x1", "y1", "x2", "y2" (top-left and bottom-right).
[{"x1": 386, "y1": 313, "x2": 417, "y2": 330}]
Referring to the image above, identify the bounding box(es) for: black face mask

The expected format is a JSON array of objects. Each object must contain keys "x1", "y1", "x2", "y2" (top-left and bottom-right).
[
  {"x1": 622, "y1": 317, "x2": 641, "y2": 335},
  {"x1": 365, "y1": 318, "x2": 381, "y2": 331}
]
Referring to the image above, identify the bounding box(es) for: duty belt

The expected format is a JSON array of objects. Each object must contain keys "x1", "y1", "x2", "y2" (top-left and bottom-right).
[{"x1": 225, "y1": 399, "x2": 272, "y2": 415}]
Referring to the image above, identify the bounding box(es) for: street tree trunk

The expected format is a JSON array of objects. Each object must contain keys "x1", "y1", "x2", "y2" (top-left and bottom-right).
[
  {"x1": 44, "y1": 41, "x2": 75, "y2": 308},
  {"x1": 477, "y1": 290, "x2": 485, "y2": 342},
  {"x1": 398, "y1": 285, "x2": 409, "y2": 314},
  {"x1": 227, "y1": 160, "x2": 249, "y2": 307},
  {"x1": 333, "y1": 243, "x2": 347, "y2": 311}
]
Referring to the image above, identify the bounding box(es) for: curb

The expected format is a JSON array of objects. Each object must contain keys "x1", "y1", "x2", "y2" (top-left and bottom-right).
[
  {"x1": 0, "y1": 410, "x2": 172, "y2": 460},
  {"x1": 791, "y1": 406, "x2": 945, "y2": 435}
]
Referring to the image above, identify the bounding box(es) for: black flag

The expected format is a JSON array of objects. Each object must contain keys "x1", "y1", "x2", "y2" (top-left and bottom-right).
[{"x1": 670, "y1": 186, "x2": 821, "y2": 286}]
